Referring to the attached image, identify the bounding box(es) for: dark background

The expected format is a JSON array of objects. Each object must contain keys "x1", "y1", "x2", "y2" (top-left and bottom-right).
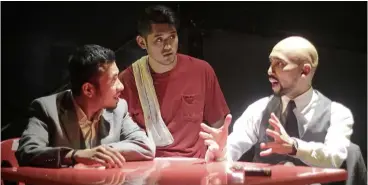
[{"x1": 2, "y1": 2, "x2": 367, "y2": 164}]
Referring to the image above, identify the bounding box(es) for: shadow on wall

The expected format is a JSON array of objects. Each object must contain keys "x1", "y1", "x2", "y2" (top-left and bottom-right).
[
  {"x1": 1, "y1": 32, "x2": 77, "y2": 140},
  {"x1": 115, "y1": 38, "x2": 146, "y2": 71}
]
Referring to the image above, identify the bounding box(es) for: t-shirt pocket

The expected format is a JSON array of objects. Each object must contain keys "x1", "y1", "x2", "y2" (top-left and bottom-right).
[{"x1": 181, "y1": 94, "x2": 204, "y2": 123}]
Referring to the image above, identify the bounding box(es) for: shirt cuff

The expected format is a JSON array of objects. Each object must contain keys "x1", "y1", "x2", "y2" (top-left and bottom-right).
[
  {"x1": 293, "y1": 138, "x2": 313, "y2": 160},
  {"x1": 59, "y1": 148, "x2": 74, "y2": 168}
]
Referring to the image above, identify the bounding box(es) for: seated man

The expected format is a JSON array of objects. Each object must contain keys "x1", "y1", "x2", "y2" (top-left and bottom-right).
[
  {"x1": 119, "y1": 5, "x2": 230, "y2": 158},
  {"x1": 16, "y1": 44, "x2": 155, "y2": 168},
  {"x1": 201, "y1": 36, "x2": 354, "y2": 168}
]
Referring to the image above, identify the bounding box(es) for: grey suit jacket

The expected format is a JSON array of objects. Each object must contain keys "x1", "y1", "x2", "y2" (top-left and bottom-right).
[{"x1": 15, "y1": 90, "x2": 155, "y2": 168}]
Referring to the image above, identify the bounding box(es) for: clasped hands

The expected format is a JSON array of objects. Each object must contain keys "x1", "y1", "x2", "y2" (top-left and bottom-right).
[{"x1": 73, "y1": 145, "x2": 126, "y2": 169}]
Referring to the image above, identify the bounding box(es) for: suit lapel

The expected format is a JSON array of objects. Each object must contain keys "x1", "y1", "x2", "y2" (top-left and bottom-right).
[
  {"x1": 57, "y1": 91, "x2": 82, "y2": 149},
  {"x1": 98, "y1": 110, "x2": 113, "y2": 145}
]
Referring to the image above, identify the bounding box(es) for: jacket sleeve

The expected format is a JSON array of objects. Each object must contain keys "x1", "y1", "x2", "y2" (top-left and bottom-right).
[
  {"x1": 107, "y1": 99, "x2": 155, "y2": 161},
  {"x1": 15, "y1": 100, "x2": 73, "y2": 168}
]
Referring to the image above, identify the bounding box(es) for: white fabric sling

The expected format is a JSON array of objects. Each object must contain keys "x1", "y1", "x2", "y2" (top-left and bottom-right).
[{"x1": 132, "y1": 55, "x2": 174, "y2": 147}]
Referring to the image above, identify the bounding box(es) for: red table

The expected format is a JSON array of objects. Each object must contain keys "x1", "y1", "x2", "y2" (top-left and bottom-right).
[{"x1": 1, "y1": 158, "x2": 347, "y2": 185}]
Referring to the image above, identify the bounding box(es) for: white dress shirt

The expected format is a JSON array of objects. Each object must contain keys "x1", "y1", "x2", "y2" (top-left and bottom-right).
[{"x1": 227, "y1": 88, "x2": 354, "y2": 168}]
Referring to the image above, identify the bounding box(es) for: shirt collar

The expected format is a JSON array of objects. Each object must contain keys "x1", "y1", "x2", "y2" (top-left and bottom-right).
[
  {"x1": 281, "y1": 87, "x2": 314, "y2": 112},
  {"x1": 71, "y1": 95, "x2": 103, "y2": 125}
]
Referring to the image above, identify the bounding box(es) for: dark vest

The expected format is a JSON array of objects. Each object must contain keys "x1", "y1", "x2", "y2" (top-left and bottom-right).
[{"x1": 253, "y1": 90, "x2": 332, "y2": 165}]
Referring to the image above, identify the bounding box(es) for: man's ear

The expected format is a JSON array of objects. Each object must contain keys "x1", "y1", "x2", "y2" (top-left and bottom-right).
[
  {"x1": 81, "y1": 82, "x2": 96, "y2": 98},
  {"x1": 136, "y1": 35, "x2": 146, "y2": 50},
  {"x1": 301, "y1": 63, "x2": 311, "y2": 77}
]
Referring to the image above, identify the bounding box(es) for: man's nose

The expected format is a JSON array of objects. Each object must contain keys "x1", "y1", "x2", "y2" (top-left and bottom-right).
[
  {"x1": 117, "y1": 79, "x2": 124, "y2": 91},
  {"x1": 267, "y1": 65, "x2": 273, "y2": 76},
  {"x1": 164, "y1": 43, "x2": 172, "y2": 50}
]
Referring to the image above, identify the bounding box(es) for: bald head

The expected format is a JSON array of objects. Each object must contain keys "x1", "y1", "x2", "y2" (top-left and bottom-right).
[{"x1": 270, "y1": 36, "x2": 318, "y2": 69}]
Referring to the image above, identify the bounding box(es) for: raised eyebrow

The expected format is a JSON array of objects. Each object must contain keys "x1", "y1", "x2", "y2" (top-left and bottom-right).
[
  {"x1": 154, "y1": 31, "x2": 177, "y2": 38},
  {"x1": 269, "y1": 57, "x2": 277, "y2": 63},
  {"x1": 153, "y1": 33, "x2": 163, "y2": 38},
  {"x1": 111, "y1": 71, "x2": 119, "y2": 78},
  {"x1": 270, "y1": 57, "x2": 285, "y2": 63}
]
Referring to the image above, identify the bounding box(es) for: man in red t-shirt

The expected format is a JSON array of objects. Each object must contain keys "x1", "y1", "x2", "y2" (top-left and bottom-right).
[{"x1": 119, "y1": 5, "x2": 230, "y2": 158}]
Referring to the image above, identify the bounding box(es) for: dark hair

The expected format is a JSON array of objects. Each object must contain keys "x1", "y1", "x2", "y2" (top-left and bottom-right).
[
  {"x1": 137, "y1": 5, "x2": 179, "y2": 37},
  {"x1": 68, "y1": 44, "x2": 115, "y2": 96}
]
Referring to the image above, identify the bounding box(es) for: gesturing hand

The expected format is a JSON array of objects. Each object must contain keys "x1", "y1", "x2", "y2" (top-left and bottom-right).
[
  {"x1": 260, "y1": 113, "x2": 295, "y2": 157},
  {"x1": 199, "y1": 114, "x2": 232, "y2": 162}
]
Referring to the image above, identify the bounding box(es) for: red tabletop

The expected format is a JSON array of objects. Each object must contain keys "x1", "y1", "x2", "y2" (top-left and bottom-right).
[{"x1": 1, "y1": 158, "x2": 347, "y2": 185}]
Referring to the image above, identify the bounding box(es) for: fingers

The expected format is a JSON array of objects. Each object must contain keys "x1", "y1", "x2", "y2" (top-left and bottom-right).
[
  {"x1": 266, "y1": 129, "x2": 280, "y2": 141},
  {"x1": 95, "y1": 152, "x2": 115, "y2": 168},
  {"x1": 205, "y1": 149, "x2": 215, "y2": 162},
  {"x1": 268, "y1": 117, "x2": 281, "y2": 132},
  {"x1": 270, "y1": 113, "x2": 281, "y2": 124},
  {"x1": 96, "y1": 146, "x2": 127, "y2": 168},
  {"x1": 199, "y1": 131, "x2": 214, "y2": 140},
  {"x1": 204, "y1": 139, "x2": 219, "y2": 149},
  {"x1": 204, "y1": 139, "x2": 219, "y2": 162},
  {"x1": 222, "y1": 114, "x2": 232, "y2": 131},
  {"x1": 105, "y1": 146, "x2": 126, "y2": 168},
  {"x1": 102, "y1": 149, "x2": 122, "y2": 168},
  {"x1": 260, "y1": 141, "x2": 293, "y2": 157},
  {"x1": 270, "y1": 113, "x2": 285, "y2": 131},
  {"x1": 260, "y1": 148, "x2": 273, "y2": 156},
  {"x1": 260, "y1": 142, "x2": 280, "y2": 149},
  {"x1": 88, "y1": 155, "x2": 110, "y2": 168},
  {"x1": 200, "y1": 123, "x2": 218, "y2": 134}
]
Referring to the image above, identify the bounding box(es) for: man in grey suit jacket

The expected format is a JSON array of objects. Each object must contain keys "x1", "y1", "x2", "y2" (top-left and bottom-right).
[{"x1": 16, "y1": 44, "x2": 155, "y2": 168}]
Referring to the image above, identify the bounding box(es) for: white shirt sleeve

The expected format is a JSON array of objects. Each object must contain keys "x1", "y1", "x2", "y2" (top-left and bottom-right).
[
  {"x1": 226, "y1": 97, "x2": 269, "y2": 161},
  {"x1": 294, "y1": 102, "x2": 354, "y2": 168}
]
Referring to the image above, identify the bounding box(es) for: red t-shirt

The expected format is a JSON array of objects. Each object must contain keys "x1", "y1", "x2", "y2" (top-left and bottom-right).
[{"x1": 119, "y1": 53, "x2": 230, "y2": 158}]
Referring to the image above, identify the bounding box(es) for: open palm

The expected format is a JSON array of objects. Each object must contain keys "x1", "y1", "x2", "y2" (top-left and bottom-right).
[{"x1": 199, "y1": 114, "x2": 232, "y2": 161}]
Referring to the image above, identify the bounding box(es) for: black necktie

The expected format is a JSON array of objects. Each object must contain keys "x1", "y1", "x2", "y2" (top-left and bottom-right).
[{"x1": 284, "y1": 100, "x2": 299, "y2": 138}]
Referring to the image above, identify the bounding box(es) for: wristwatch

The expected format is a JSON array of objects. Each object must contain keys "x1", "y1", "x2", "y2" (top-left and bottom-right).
[
  {"x1": 71, "y1": 150, "x2": 78, "y2": 166},
  {"x1": 289, "y1": 138, "x2": 299, "y2": 156}
]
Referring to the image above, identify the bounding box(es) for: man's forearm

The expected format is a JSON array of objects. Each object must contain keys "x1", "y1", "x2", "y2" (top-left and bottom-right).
[
  {"x1": 108, "y1": 140, "x2": 155, "y2": 161},
  {"x1": 16, "y1": 145, "x2": 73, "y2": 168},
  {"x1": 294, "y1": 139, "x2": 348, "y2": 168}
]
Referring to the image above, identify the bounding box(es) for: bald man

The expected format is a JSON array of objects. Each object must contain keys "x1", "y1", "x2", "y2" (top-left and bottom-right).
[{"x1": 200, "y1": 36, "x2": 354, "y2": 168}]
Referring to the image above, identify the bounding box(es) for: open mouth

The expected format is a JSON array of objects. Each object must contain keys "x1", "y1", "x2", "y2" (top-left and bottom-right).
[
  {"x1": 114, "y1": 93, "x2": 121, "y2": 100},
  {"x1": 269, "y1": 77, "x2": 279, "y2": 87}
]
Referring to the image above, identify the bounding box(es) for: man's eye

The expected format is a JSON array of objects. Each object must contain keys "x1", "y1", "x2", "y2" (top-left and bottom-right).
[{"x1": 275, "y1": 61, "x2": 285, "y2": 67}]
